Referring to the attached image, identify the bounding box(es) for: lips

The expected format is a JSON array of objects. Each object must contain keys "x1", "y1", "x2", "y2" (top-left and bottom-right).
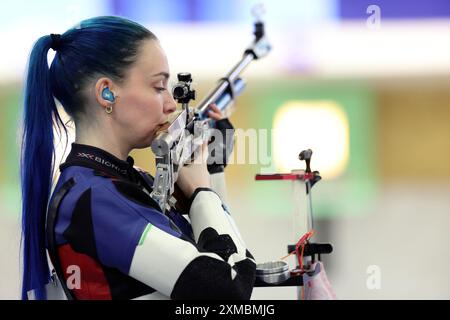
[{"x1": 155, "y1": 121, "x2": 170, "y2": 133}]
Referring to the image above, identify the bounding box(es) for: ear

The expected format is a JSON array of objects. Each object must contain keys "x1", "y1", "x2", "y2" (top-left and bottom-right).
[{"x1": 94, "y1": 77, "x2": 118, "y2": 108}]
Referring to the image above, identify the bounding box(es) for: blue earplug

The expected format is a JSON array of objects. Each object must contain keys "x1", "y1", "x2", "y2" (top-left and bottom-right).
[{"x1": 102, "y1": 87, "x2": 115, "y2": 103}]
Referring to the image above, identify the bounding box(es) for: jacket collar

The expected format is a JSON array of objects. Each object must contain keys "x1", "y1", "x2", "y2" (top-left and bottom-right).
[{"x1": 60, "y1": 143, "x2": 136, "y2": 180}]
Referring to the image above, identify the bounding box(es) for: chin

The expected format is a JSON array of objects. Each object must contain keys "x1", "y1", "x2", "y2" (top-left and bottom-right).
[
  {"x1": 133, "y1": 143, "x2": 152, "y2": 150},
  {"x1": 134, "y1": 140, "x2": 153, "y2": 149},
  {"x1": 133, "y1": 133, "x2": 155, "y2": 149}
]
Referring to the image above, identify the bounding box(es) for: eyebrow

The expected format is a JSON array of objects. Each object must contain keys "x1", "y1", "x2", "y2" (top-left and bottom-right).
[{"x1": 151, "y1": 72, "x2": 170, "y2": 79}]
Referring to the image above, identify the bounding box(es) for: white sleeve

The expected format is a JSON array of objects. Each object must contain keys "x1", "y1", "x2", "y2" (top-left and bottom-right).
[
  {"x1": 189, "y1": 188, "x2": 249, "y2": 260},
  {"x1": 210, "y1": 171, "x2": 229, "y2": 205},
  {"x1": 128, "y1": 188, "x2": 255, "y2": 299}
]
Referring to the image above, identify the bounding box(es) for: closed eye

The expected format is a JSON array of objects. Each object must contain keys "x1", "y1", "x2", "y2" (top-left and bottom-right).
[{"x1": 155, "y1": 87, "x2": 167, "y2": 93}]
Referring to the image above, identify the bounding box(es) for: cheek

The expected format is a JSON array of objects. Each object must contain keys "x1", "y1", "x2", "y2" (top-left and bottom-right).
[
  {"x1": 123, "y1": 88, "x2": 150, "y2": 108},
  {"x1": 116, "y1": 91, "x2": 163, "y2": 138}
]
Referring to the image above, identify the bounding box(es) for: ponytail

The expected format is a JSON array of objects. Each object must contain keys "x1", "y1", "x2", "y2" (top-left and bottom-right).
[
  {"x1": 20, "y1": 35, "x2": 65, "y2": 300},
  {"x1": 20, "y1": 16, "x2": 156, "y2": 300}
]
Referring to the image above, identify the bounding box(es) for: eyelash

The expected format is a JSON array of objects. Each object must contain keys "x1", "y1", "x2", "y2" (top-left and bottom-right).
[{"x1": 155, "y1": 87, "x2": 167, "y2": 93}]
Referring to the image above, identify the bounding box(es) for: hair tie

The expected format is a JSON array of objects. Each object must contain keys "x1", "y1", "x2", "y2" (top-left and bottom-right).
[{"x1": 50, "y1": 34, "x2": 62, "y2": 51}]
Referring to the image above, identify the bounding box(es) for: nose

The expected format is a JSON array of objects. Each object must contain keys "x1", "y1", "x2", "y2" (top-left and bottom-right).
[{"x1": 163, "y1": 92, "x2": 177, "y2": 115}]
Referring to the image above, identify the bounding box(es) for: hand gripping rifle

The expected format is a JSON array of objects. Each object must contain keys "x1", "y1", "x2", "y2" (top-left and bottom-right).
[{"x1": 150, "y1": 8, "x2": 271, "y2": 213}]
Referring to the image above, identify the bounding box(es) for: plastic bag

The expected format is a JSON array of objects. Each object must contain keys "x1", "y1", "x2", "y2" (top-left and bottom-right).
[{"x1": 303, "y1": 261, "x2": 337, "y2": 300}]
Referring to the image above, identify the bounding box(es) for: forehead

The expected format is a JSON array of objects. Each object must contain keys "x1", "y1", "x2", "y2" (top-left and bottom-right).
[{"x1": 131, "y1": 39, "x2": 169, "y2": 77}]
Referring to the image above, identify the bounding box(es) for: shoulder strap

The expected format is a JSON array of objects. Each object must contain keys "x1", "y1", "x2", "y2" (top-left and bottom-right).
[{"x1": 46, "y1": 178, "x2": 76, "y2": 300}]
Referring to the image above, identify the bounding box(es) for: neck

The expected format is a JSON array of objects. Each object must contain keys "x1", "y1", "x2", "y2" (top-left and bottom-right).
[{"x1": 75, "y1": 121, "x2": 130, "y2": 161}]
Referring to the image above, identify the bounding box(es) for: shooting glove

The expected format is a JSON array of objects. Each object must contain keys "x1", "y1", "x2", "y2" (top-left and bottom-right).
[{"x1": 207, "y1": 118, "x2": 235, "y2": 174}]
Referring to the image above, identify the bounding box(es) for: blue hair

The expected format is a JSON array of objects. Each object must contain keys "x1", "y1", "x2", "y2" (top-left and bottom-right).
[{"x1": 20, "y1": 16, "x2": 155, "y2": 300}]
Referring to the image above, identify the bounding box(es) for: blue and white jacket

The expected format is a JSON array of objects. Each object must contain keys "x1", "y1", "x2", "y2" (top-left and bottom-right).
[{"x1": 46, "y1": 143, "x2": 256, "y2": 300}]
